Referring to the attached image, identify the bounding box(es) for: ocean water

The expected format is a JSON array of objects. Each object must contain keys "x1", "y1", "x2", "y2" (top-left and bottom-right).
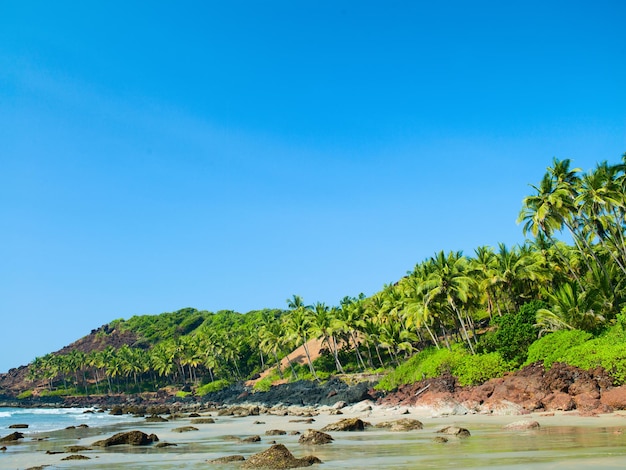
[{"x1": 0, "y1": 406, "x2": 135, "y2": 434}]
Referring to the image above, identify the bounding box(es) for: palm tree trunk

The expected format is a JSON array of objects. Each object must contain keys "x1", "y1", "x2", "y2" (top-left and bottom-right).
[
  {"x1": 331, "y1": 336, "x2": 345, "y2": 373},
  {"x1": 272, "y1": 352, "x2": 284, "y2": 379},
  {"x1": 349, "y1": 331, "x2": 367, "y2": 370},
  {"x1": 301, "y1": 339, "x2": 318, "y2": 380},
  {"x1": 450, "y1": 300, "x2": 475, "y2": 354},
  {"x1": 423, "y1": 322, "x2": 440, "y2": 349}
]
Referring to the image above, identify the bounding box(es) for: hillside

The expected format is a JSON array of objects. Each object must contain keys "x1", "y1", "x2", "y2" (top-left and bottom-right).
[
  {"x1": 0, "y1": 323, "x2": 140, "y2": 398},
  {"x1": 4, "y1": 156, "x2": 626, "y2": 411}
]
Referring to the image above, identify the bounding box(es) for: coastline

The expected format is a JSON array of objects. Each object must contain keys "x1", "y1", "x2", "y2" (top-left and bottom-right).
[{"x1": 3, "y1": 400, "x2": 626, "y2": 469}]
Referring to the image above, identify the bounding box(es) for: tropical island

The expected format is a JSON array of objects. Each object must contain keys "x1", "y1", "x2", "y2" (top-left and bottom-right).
[{"x1": 3, "y1": 155, "x2": 626, "y2": 415}]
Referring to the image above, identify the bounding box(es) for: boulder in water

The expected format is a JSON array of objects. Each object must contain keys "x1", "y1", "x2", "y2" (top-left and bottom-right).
[
  {"x1": 375, "y1": 418, "x2": 423, "y2": 431},
  {"x1": 92, "y1": 430, "x2": 159, "y2": 447},
  {"x1": 0, "y1": 432, "x2": 24, "y2": 443},
  {"x1": 242, "y1": 444, "x2": 321, "y2": 469},
  {"x1": 503, "y1": 420, "x2": 540, "y2": 430},
  {"x1": 298, "y1": 429, "x2": 333, "y2": 445},
  {"x1": 321, "y1": 418, "x2": 367, "y2": 432},
  {"x1": 436, "y1": 426, "x2": 470, "y2": 437}
]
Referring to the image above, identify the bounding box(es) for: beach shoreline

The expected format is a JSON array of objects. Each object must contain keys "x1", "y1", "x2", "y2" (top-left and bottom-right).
[{"x1": 3, "y1": 400, "x2": 626, "y2": 469}]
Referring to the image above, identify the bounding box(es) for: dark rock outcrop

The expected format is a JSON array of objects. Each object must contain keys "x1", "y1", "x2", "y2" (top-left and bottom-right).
[
  {"x1": 204, "y1": 378, "x2": 377, "y2": 408},
  {"x1": 61, "y1": 454, "x2": 90, "y2": 460},
  {"x1": 0, "y1": 432, "x2": 24, "y2": 442},
  {"x1": 92, "y1": 431, "x2": 159, "y2": 447}
]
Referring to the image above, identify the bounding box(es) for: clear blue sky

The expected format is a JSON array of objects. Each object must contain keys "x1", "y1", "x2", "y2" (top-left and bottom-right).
[{"x1": 1, "y1": 1, "x2": 625, "y2": 373}]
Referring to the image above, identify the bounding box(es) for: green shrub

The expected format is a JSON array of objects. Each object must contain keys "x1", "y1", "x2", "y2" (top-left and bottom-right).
[
  {"x1": 196, "y1": 379, "x2": 229, "y2": 396},
  {"x1": 453, "y1": 352, "x2": 511, "y2": 386},
  {"x1": 479, "y1": 301, "x2": 543, "y2": 365},
  {"x1": 253, "y1": 370, "x2": 281, "y2": 392},
  {"x1": 17, "y1": 390, "x2": 33, "y2": 399},
  {"x1": 525, "y1": 329, "x2": 592, "y2": 368},
  {"x1": 376, "y1": 344, "x2": 516, "y2": 391},
  {"x1": 175, "y1": 390, "x2": 191, "y2": 398},
  {"x1": 376, "y1": 346, "x2": 467, "y2": 391},
  {"x1": 39, "y1": 388, "x2": 76, "y2": 397}
]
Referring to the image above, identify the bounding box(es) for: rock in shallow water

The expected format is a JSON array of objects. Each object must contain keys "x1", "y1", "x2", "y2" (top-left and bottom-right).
[
  {"x1": 321, "y1": 418, "x2": 367, "y2": 432},
  {"x1": 242, "y1": 444, "x2": 321, "y2": 469},
  {"x1": 92, "y1": 430, "x2": 159, "y2": 447},
  {"x1": 436, "y1": 426, "x2": 471, "y2": 437},
  {"x1": 0, "y1": 432, "x2": 24, "y2": 442},
  {"x1": 208, "y1": 455, "x2": 246, "y2": 463},
  {"x1": 61, "y1": 454, "x2": 90, "y2": 460},
  {"x1": 375, "y1": 418, "x2": 423, "y2": 431},
  {"x1": 172, "y1": 426, "x2": 199, "y2": 433},
  {"x1": 503, "y1": 419, "x2": 540, "y2": 430},
  {"x1": 298, "y1": 429, "x2": 333, "y2": 445}
]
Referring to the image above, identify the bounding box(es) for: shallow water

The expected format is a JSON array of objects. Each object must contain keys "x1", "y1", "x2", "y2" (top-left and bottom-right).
[
  {"x1": 2, "y1": 409, "x2": 626, "y2": 469},
  {"x1": 0, "y1": 406, "x2": 137, "y2": 434}
]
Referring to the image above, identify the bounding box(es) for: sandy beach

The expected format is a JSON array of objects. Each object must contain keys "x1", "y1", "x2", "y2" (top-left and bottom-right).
[{"x1": 3, "y1": 402, "x2": 626, "y2": 469}]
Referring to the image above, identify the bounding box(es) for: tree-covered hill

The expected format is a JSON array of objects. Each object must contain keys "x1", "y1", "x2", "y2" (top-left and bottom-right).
[{"x1": 3, "y1": 153, "x2": 626, "y2": 402}]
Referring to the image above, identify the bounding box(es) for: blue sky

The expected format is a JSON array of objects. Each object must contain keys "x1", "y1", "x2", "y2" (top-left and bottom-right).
[{"x1": 1, "y1": 1, "x2": 625, "y2": 373}]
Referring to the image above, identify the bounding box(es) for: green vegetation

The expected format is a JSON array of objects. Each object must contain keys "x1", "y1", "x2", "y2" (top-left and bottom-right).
[
  {"x1": 479, "y1": 300, "x2": 543, "y2": 365},
  {"x1": 196, "y1": 379, "x2": 229, "y2": 396},
  {"x1": 253, "y1": 371, "x2": 282, "y2": 392},
  {"x1": 524, "y1": 314, "x2": 626, "y2": 384},
  {"x1": 23, "y1": 154, "x2": 626, "y2": 397},
  {"x1": 375, "y1": 346, "x2": 511, "y2": 390},
  {"x1": 17, "y1": 390, "x2": 33, "y2": 399}
]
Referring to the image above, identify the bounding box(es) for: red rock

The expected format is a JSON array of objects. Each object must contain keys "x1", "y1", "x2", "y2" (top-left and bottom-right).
[
  {"x1": 601, "y1": 386, "x2": 626, "y2": 410},
  {"x1": 572, "y1": 393, "x2": 602, "y2": 412},
  {"x1": 543, "y1": 392, "x2": 575, "y2": 411}
]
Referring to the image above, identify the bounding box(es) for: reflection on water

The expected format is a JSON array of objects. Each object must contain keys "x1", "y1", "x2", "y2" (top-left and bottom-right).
[{"x1": 4, "y1": 414, "x2": 626, "y2": 469}]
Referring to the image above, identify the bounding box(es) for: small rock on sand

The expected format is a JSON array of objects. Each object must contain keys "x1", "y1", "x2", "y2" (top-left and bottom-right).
[
  {"x1": 503, "y1": 420, "x2": 540, "y2": 430},
  {"x1": 208, "y1": 455, "x2": 246, "y2": 463},
  {"x1": 436, "y1": 426, "x2": 471, "y2": 437}
]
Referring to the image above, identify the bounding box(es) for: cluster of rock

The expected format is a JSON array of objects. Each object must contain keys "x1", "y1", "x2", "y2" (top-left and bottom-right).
[{"x1": 379, "y1": 362, "x2": 623, "y2": 416}]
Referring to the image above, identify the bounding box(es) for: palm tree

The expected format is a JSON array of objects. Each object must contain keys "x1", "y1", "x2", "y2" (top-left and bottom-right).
[
  {"x1": 518, "y1": 162, "x2": 587, "y2": 286},
  {"x1": 310, "y1": 302, "x2": 345, "y2": 373},
  {"x1": 423, "y1": 251, "x2": 476, "y2": 354},
  {"x1": 401, "y1": 268, "x2": 443, "y2": 349},
  {"x1": 576, "y1": 162, "x2": 626, "y2": 277},
  {"x1": 336, "y1": 296, "x2": 367, "y2": 370},
  {"x1": 471, "y1": 246, "x2": 499, "y2": 316},
  {"x1": 285, "y1": 295, "x2": 317, "y2": 379},
  {"x1": 536, "y1": 282, "x2": 605, "y2": 334},
  {"x1": 151, "y1": 342, "x2": 175, "y2": 383},
  {"x1": 259, "y1": 316, "x2": 288, "y2": 378}
]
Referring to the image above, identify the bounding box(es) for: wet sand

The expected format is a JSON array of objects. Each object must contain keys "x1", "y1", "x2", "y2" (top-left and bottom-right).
[{"x1": 3, "y1": 403, "x2": 626, "y2": 469}]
